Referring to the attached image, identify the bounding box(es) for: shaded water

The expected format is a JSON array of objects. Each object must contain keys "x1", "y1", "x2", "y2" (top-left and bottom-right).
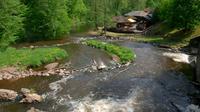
[{"x1": 0, "y1": 39, "x2": 199, "y2": 112}]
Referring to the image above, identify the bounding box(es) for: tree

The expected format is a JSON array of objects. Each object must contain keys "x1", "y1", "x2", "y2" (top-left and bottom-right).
[
  {"x1": 168, "y1": 0, "x2": 200, "y2": 30},
  {"x1": 0, "y1": 0, "x2": 26, "y2": 50},
  {"x1": 71, "y1": 0, "x2": 88, "y2": 30},
  {"x1": 25, "y1": 0, "x2": 71, "y2": 41},
  {"x1": 152, "y1": 0, "x2": 172, "y2": 22}
]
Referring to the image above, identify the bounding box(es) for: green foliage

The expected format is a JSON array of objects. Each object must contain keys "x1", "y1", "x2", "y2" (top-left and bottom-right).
[
  {"x1": 25, "y1": 0, "x2": 71, "y2": 41},
  {"x1": 154, "y1": 0, "x2": 200, "y2": 30},
  {"x1": 152, "y1": 0, "x2": 172, "y2": 22},
  {"x1": 85, "y1": 40, "x2": 136, "y2": 64},
  {"x1": 0, "y1": 0, "x2": 26, "y2": 50},
  {"x1": 0, "y1": 47, "x2": 68, "y2": 68},
  {"x1": 168, "y1": 0, "x2": 200, "y2": 29},
  {"x1": 71, "y1": 0, "x2": 88, "y2": 30}
]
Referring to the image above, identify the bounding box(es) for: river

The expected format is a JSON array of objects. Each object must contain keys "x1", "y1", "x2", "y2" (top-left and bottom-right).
[{"x1": 0, "y1": 37, "x2": 199, "y2": 112}]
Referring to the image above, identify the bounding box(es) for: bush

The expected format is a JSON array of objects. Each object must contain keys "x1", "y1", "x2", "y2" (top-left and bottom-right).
[
  {"x1": 0, "y1": 47, "x2": 68, "y2": 68},
  {"x1": 85, "y1": 40, "x2": 136, "y2": 64}
]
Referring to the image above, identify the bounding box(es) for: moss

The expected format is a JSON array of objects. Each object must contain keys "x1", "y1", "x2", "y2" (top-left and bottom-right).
[
  {"x1": 84, "y1": 40, "x2": 136, "y2": 64},
  {"x1": 0, "y1": 47, "x2": 68, "y2": 69}
]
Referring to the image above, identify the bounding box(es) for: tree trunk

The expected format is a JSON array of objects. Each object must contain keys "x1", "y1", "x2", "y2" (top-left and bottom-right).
[{"x1": 196, "y1": 43, "x2": 200, "y2": 83}]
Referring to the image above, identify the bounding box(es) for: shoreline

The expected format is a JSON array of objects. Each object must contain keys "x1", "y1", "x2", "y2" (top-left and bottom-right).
[{"x1": 0, "y1": 35, "x2": 194, "y2": 81}]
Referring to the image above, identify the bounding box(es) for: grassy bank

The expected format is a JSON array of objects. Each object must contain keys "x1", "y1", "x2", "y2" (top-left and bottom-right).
[
  {"x1": 0, "y1": 47, "x2": 68, "y2": 69},
  {"x1": 85, "y1": 40, "x2": 136, "y2": 64},
  {"x1": 89, "y1": 24, "x2": 200, "y2": 48}
]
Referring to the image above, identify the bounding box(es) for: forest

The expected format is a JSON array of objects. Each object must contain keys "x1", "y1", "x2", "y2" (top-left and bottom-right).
[
  {"x1": 0, "y1": 0, "x2": 200, "y2": 111},
  {"x1": 1, "y1": 0, "x2": 199, "y2": 49}
]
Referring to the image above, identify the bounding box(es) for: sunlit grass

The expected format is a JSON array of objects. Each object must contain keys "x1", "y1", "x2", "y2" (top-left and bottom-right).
[
  {"x1": 0, "y1": 47, "x2": 68, "y2": 69},
  {"x1": 85, "y1": 40, "x2": 136, "y2": 64}
]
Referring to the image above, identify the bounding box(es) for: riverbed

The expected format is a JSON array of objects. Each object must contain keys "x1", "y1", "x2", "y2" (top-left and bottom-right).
[{"x1": 0, "y1": 37, "x2": 199, "y2": 112}]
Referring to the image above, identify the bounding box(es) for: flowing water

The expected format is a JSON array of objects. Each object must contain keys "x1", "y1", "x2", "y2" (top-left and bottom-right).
[{"x1": 0, "y1": 38, "x2": 199, "y2": 112}]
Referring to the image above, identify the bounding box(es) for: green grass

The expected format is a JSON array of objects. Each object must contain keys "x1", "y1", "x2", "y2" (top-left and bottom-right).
[
  {"x1": 90, "y1": 24, "x2": 200, "y2": 48},
  {"x1": 0, "y1": 47, "x2": 68, "y2": 69},
  {"x1": 84, "y1": 40, "x2": 136, "y2": 64}
]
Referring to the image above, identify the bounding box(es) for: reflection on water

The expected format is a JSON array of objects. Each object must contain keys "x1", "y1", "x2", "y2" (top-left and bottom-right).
[{"x1": 0, "y1": 40, "x2": 199, "y2": 112}]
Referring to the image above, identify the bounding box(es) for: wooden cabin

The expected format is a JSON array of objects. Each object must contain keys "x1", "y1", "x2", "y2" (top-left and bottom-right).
[
  {"x1": 112, "y1": 16, "x2": 137, "y2": 33},
  {"x1": 110, "y1": 9, "x2": 153, "y2": 33},
  {"x1": 124, "y1": 10, "x2": 153, "y2": 30}
]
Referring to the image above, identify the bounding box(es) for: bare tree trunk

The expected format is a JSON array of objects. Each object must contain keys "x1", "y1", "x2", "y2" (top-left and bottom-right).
[{"x1": 197, "y1": 43, "x2": 200, "y2": 83}]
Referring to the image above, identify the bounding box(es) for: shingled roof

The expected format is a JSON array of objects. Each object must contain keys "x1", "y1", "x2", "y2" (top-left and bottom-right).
[
  {"x1": 112, "y1": 16, "x2": 136, "y2": 23},
  {"x1": 124, "y1": 10, "x2": 153, "y2": 21}
]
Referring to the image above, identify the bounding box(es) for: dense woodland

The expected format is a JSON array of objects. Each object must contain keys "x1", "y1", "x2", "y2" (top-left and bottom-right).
[{"x1": 0, "y1": 0, "x2": 200, "y2": 50}]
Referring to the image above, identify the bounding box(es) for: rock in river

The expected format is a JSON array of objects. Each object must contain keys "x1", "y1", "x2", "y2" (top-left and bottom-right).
[
  {"x1": 27, "y1": 107, "x2": 45, "y2": 112},
  {"x1": 45, "y1": 62, "x2": 59, "y2": 70},
  {"x1": 0, "y1": 89, "x2": 18, "y2": 101},
  {"x1": 20, "y1": 88, "x2": 43, "y2": 103}
]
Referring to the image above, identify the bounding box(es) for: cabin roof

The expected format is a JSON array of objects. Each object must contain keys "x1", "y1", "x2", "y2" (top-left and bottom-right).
[
  {"x1": 124, "y1": 10, "x2": 153, "y2": 21},
  {"x1": 112, "y1": 16, "x2": 136, "y2": 23}
]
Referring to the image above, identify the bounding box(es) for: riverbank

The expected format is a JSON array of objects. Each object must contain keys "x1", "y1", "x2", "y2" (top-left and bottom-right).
[
  {"x1": 0, "y1": 47, "x2": 68, "y2": 69},
  {"x1": 0, "y1": 38, "x2": 134, "y2": 81},
  {"x1": 0, "y1": 34, "x2": 197, "y2": 81},
  {"x1": 87, "y1": 24, "x2": 200, "y2": 49},
  {"x1": 0, "y1": 39, "x2": 199, "y2": 112}
]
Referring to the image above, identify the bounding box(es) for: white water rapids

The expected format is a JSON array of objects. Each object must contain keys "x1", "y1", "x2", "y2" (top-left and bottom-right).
[{"x1": 44, "y1": 75, "x2": 200, "y2": 112}]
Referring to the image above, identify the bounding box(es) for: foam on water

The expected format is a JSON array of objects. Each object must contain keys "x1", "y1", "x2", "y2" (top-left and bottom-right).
[
  {"x1": 45, "y1": 75, "x2": 74, "y2": 99},
  {"x1": 70, "y1": 91, "x2": 139, "y2": 112},
  {"x1": 163, "y1": 52, "x2": 191, "y2": 63}
]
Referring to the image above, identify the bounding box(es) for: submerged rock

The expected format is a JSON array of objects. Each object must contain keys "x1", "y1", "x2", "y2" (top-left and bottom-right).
[
  {"x1": 97, "y1": 62, "x2": 107, "y2": 70},
  {"x1": 0, "y1": 89, "x2": 18, "y2": 101},
  {"x1": 27, "y1": 107, "x2": 45, "y2": 112},
  {"x1": 185, "y1": 104, "x2": 200, "y2": 112}
]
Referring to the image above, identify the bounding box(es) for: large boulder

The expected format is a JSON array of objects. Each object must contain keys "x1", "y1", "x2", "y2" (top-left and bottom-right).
[
  {"x1": 20, "y1": 88, "x2": 43, "y2": 103},
  {"x1": 189, "y1": 37, "x2": 200, "y2": 48},
  {"x1": 189, "y1": 37, "x2": 200, "y2": 54},
  {"x1": 20, "y1": 93, "x2": 43, "y2": 103},
  {"x1": 44, "y1": 62, "x2": 59, "y2": 70},
  {"x1": 0, "y1": 89, "x2": 18, "y2": 101}
]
